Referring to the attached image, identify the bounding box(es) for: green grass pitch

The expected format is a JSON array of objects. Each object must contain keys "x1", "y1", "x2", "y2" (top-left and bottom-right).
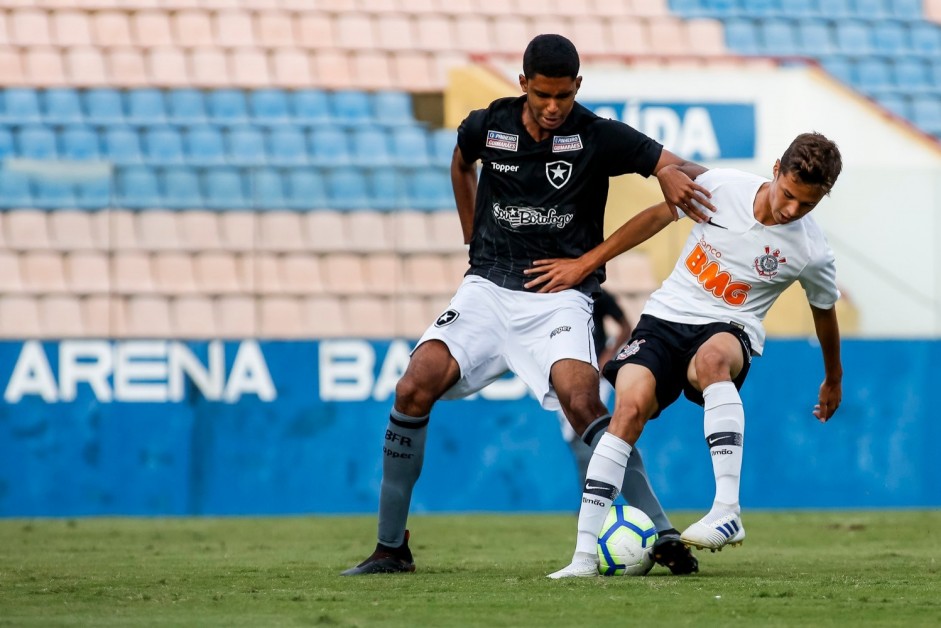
[{"x1": 1, "y1": 511, "x2": 939, "y2": 627}]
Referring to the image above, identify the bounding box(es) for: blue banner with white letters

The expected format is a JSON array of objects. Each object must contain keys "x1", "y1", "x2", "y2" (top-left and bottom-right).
[
  {"x1": 583, "y1": 101, "x2": 756, "y2": 161},
  {"x1": 0, "y1": 338, "x2": 937, "y2": 516}
]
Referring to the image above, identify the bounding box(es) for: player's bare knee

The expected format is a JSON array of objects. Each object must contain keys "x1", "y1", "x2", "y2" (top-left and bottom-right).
[
  {"x1": 564, "y1": 390, "x2": 606, "y2": 429},
  {"x1": 394, "y1": 376, "x2": 436, "y2": 417},
  {"x1": 693, "y1": 346, "x2": 735, "y2": 385},
  {"x1": 610, "y1": 398, "x2": 647, "y2": 445}
]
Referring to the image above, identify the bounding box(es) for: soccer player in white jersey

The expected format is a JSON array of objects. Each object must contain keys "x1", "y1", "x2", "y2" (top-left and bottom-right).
[{"x1": 525, "y1": 132, "x2": 844, "y2": 578}]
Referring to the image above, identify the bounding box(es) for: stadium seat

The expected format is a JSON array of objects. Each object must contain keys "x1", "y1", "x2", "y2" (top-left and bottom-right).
[
  {"x1": 823, "y1": 0, "x2": 854, "y2": 17},
  {"x1": 203, "y1": 167, "x2": 249, "y2": 209},
  {"x1": 427, "y1": 212, "x2": 465, "y2": 253},
  {"x1": 371, "y1": 91, "x2": 415, "y2": 125},
  {"x1": 346, "y1": 211, "x2": 392, "y2": 252},
  {"x1": 49, "y1": 210, "x2": 96, "y2": 251},
  {"x1": 17, "y1": 125, "x2": 58, "y2": 160},
  {"x1": 153, "y1": 253, "x2": 198, "y2": 295},
  {"x1": 271, "y1": 49, "x2": 313, "y2": 89},
  {"x1": 723, "y1": 19, "x2": 761, "y2": 55},
  {"x1": 893, "y1": 59, "x2": 931, "y2": 92},
  {"x1": 1, "y1": 88, "x2": 41, "y2": 125},
  {"x1": 761, "y1": 19, "x2": 800, "y2": 55},
  {"x1": 741, "y1": 0, "x2": 781, "y2": 17},
  {"x1": 0, "y1": 170, "x2": 33, "y2": 208},
  {"x1": 84, "y1": 88, "x2": 125, "y2": 125},
  {"x1": 309, "y1": 127, "x2": 351, "y2": 165},
  {"x1": 250, "y1": 89, "x2": 291, "y2": 125},
  {"x1": 116, "y1": 166, "x2": 162, "y2": 209},
  {"x1": 285, "y1": 168, "x2": 328, "y2": 210},
  {"x1": 227, "y1": 126, "x2": 267, "y2": 166},
  {"x1": 126, "y1": 88, "x2": 167, "y2": 126},
  {"x1": 230, "y1": 49, "x2": 271, "y2": 89},
  {"x1": 326, "y1": 167, "x2": 371, "y2": 210},
  {"x1": 148, "y1": 48, "x2": 190, "y2": 89},
  {"x1": 102, "y1": 126, "x2": 144, "y2": 165},
  {"x1": 216, "y1": 295, "x2": 257, "y2": 337},
  {"x1": 74, "y1": 178, "x2": 112, "y2": 210},
  {"x1": 52, "y1": 10, "x2": 93, "y2": 47},
  {"x1": 821, "y1": 56, "x2": 854, "y2": 85},
  {"x1": 855, "y1": 57, "x2": 893, "y2": 92},
  {"x1": 266, "y1": 128, "x2": 308, "y2": 166},
  {"x1": 871, "y1": 21, "x2": 910, "y2": 55},
  {"x1": 108, "y1": 48, "x2": 148, "y2": 88},
  {"x1": 251, "y1": 169, "x2": 288, "y2": 210},
  {"x1": 143, "y1": 127, "x2": 185, "y2": 165},
  {"x1": 280, "y1": 255, "x2": 325, "y2": 295},
  {"x1": 138, "y1": 167, "x2": 188, "y2": 212},
  {"x1": 406, "y1": 167, "x2": 453, "y2": 211},
  {"x1": 854, "y1": 0, "x2": 888, "y2": 18},
  {"x1": 797, "y1": 19, "x2": 835, "y2": 55},
  {"x1": 67, "y1": 252, "x2": 110, "y2": 294},
  {"x1": 34, "y1": 178, "x2": 77, "y2": 210},
  {"x1": 179, "y1": 211, "x2": 222, "y2": 250},
  {"x1": 138, "y1": 212, "x2": 183, "y2": 251},
  {"x1": 125, "y1": 296, "x2": 172, "y2": 337},
  {"x1": 42, "y1": 88, "x2": 83, "y2": 125},
  {"x1": 912, "y1": 96, "x2": 941, "y2": 134},
  {"x1": 835, "y1": 20, "x2": 873, "y2": 54},
  {"x1": 700, "y1": 0, "x2": 738, "y2": 16},
  {"x1": 322, "y1": 254, "x2": 367, "y2": 295},
  {"x1": 173, "y1": 10, "x2": 214, "y2": 48},
  {"x1": 303, "y1": 295, "x2": 345, "y2": 337},
  {"x1": 66, "y1": 47, "x2": 107, "y2": 88},
  {"x1": 350, "y1": 127, "x2": 392, "y2": 166},
  {"x1": 39, "y1": 295, "x2": 84, "y2": 336},
  {"x1": 0, "y1": 297, "x2": 41, "y2": 337},
  {"x1": 305, "y1": 211, "x2": 348, "y2": 252},
  {"x1": 59, "y1": 126, "x2": 100, "y2": 161},
  {"x1": 194, "y1": 252, "x2": 243, "y2": 294},
  {"x1": 783, "y1": 0, "x2": 822, "y2": 18},
  {"x1": 257, "y1": 11, "x2": 296, "y2": 48},
  {"x1": 171, "y1": 297, "x2": 216, "y2": 338},
  {"x1": 0, "y1": 128, "x2": 15, "y2": 161},
  {"x1": 910, "y1": 23, "x2": 941, "y2": 57},
  {"x1": 190, "y1": 48, "x2": 230, "y2": 88},
  {"x1": 369, "y1": 169, "x2": 408, "y2": 211},
  {"x1": 207, "y1": 89, "x2": 249, "y2": 125},
  {"x1": 112, "y1": 253, "x2": 156, "y2": 294},
  {"x1": 389, "y1": 210, "x2": 432, "y2": 253},
  {"x1": 291, "y1": 89, "x2": 332, "y2": 125},
  {"x1": 167, "y1": 89, "x2": 208, "y2": 125},
  {"x1": 185, "y1": 126, "x2": 227, "y2": 167},
  {"x1": 259, "y1": 212, "x2": 305, "y2": 252},
  {"x1": 390, "y1": 126, "x2": 431, "y2": 166},
  {"x1": 431, "y1": 128, "x2": 456, "y2": 166},
  {"x1": 889, "y1": 0, "x2": 923, "y2": 20},
  {"x1": 331, "y1": 90, "x2": 373, "y2": 124}
]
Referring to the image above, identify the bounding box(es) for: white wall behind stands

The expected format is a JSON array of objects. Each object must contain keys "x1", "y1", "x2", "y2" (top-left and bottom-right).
[{"x1": 496, "y1": 61, "x2": 941, "y2": 337}]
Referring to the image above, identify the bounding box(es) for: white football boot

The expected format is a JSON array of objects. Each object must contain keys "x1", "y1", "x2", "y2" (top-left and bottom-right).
[
  {"x1": 546, "y1": 557, "x2": 599, "y2": 579},
  {"x1": 680, "y1": 511, "x2": 745, "y2": 552}
]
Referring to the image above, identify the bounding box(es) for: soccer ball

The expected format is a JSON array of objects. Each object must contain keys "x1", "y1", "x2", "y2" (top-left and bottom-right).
[{"x1": 597, "y1": 504, "x2": 658, "y2": 576}]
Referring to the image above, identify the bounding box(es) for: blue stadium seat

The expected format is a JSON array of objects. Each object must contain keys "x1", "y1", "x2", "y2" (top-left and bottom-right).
[
  {"x1": 872, "y1": 21, "x2": 910, "y2": 55},
  {"x1": 59, "y1": 126, "x2": 101, "y2": 161},
  {"x1": 932, "y1": 60, "x2": 941, "y2": 92},
  {"x1": 117, "y1": 166, "x2": 162, "y2": 209},
  {"x1": 430, "y1": 128, "x2": 456, "y2": 165},
  {"x1": 126, "y1": 89, "x2": 167, "y2": 126},
  {"x1": 42, "y1": 88, "x2": 83, "y2": 125},
  {"x1": 668, "y1": 0, "x2": 706, "y2": 17},
  {"x1": 893, "y1": 58, "x2": 931, "y2": 91},
  {"x1": 0, "y1": 170, "x2": 32, "y2": 208},
  {"x1": 17, "y1": 125, "x2": 58, "y2": 160},
  {"x1": 390, "y1": 126, "x2": 431, "y2": 166},
  {"x1": 84, "y1": 89, "x2": 125, "y2": 125},
  {"x1": 741, "y1": 0, "x2": 780, "y2": 18},
  {"x1": 369, "y1": 169, "x2": 408, "y2": 211},
  {"x1": 855, "y1": 57, "x2": 893, "y2": 93},
  {"x1": 250, "y1": 89, "x2": 291, "y2": 125},
  {"x1": 227, "y1": 126, "x2": 267, "y2": 166},
  {"x1": 723, "y1": 19, "x2": 761, "y2": 55},
  {"x1": 701, "y1": 0, "x2": 738, "y2": 16},
  {"x1": 910, "y1": 23, "x2": 941, "y2": 57},
  {"x1": 371, "y1": 91, "x2": 415, "y2": 126},
  {"x1": 184, "y1": 125, "x2": 226, "y2": 166},
  {"x1": 102, "y1": 127, "x2": 143, "y2": 165},
  {"x1": 1, "y1": 88, "x2": 41, "y2": 124},
  {"x1": 266, "y1": 128, "x2": 307, "y2": 166},
  {"x1": 875, "y1": 94, "x2": 910, "y2": 119},
  {"x1": 820, "y1": 56, "x2": 854, "y2": 84},
  {"x1": 203, "y1": 167, "x2": 248, "y2": 209},
  {"x1": 853, "y1": 0, "x2": 888, "y2": 19},
  {"x1": 761, "y1": 19, "x2": 799, "y2": 55},
  {"x1": 285, "y1": 168, "x2": 328, "y2": 210},
  {"x1": 142, "y1": 127, "x2": 184, "y2": 165},
  {"x1": 797, "y1": 19, "x2": 834, "y2": 55},
  {"x1": 330, "y1": 91, "x2": 373, "y2": 124},
  {"x1": 250, "y1": 168, "x2": 287, "y2": 209},
  {"x1": 309, "y1": 127, "x2": 351, "y2": 165},
  {"x1": 911, "y1": 96, "x2": 941, "y2": 134},
  {"x1": 167, "y1": 89, "x2": 208, "y2": 125},
  {"x1": 783, "y1": 0, "x2": 820, "y2": 18},
  {"x1": 162, "y1": 167, "x2": 203, "y2": 209},
  {"x1": 888, "y1": 0, "x2": 922, "y2": 20},
  {"x1": 823, "y1": 0, "x2": 853, "y2": 17},
  {"x1": 75, "y1": 177, "x2": 112, "y2": 210},
  {"x1": 291, "y1": 89, "x2": 331, "y2": 125},
  {"x1": 407, "y1": 167, "x2": 453, "y2": 211},
  {"x1": 350, "y1": 127, "x2": 391, "y2": 166},
  {"x1": 0, "y1": 128, "x2": 14, "y2": 161},
  {"x1": 327, "y1": 167, "x2": 371, "y2": 210},
  {"x1": 207, "y1": 89, "x2": 249, "y2": 125},
  {"x1": 835, "y1": 20, "x2": 873, "y2": 54},
  {"x1": 34, "y1": 178, "x2": 77, "y2": 209}
]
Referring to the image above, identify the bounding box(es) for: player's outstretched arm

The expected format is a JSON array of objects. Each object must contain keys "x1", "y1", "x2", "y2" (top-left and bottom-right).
[
  {"x1": 810, "y1": 304, "x2": 843, "y2": 423},
  {"x1": 451, "y1": 145, "x2": 477, "y2": 244},
  {"x1": 523, "y1": 202, "x2": 674, "y2": 293},
  {"x1": 653, "y1": 149, "x2": 715, "y2": 223}
]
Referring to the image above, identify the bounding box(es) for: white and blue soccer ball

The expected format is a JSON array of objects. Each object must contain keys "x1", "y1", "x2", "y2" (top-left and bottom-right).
[{"x1": 597, "y1": 504, "x2": 658, "y2": 576}]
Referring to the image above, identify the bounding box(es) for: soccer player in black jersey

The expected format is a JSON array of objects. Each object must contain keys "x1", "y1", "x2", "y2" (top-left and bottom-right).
[{"x1": 342, "y1": 34, "x2": 715, "y2": 577}]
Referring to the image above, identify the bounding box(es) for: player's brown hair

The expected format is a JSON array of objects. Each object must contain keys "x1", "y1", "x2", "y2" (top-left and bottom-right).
[{"x1": 779, "y1": 132, "x2": 843, "y2": 193}]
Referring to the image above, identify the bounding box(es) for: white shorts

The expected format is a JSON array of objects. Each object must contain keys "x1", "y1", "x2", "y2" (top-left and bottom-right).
[{"x1": 415, "y1": 275, "x2": 597, "y2": 411}]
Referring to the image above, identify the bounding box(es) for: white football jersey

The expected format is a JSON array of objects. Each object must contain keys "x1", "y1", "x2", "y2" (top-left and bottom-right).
[{"x1": 642, "y1": 168, "x2": 839, "y2": 355}]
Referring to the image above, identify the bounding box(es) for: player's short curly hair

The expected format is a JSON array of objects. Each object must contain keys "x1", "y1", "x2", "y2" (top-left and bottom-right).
[
  {"x1": 779, "y1": 132, "x2": 843, "y2": 193},
  {"x1": 522, "y1": 34, "x2": 580, "y2": 79}
]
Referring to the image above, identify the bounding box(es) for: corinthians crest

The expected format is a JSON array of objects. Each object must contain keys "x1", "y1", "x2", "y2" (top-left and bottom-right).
[{"x1": 754, "y1": 245, "x2": 787, "y2": 277}]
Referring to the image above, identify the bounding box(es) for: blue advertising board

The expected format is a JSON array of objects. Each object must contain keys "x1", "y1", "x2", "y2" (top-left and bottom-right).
[{"x1": 0, "y1": 338, "x2": 937, "y2": 516}]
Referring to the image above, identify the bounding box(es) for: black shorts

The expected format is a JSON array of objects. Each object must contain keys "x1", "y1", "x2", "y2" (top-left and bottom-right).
[{"x1": 602, "y1": 314, "x2": 753, "y2": 419}]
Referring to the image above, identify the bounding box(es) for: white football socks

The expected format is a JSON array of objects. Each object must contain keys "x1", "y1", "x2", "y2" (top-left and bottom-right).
[
  {"x1": 573, "y1": 432, "x2": 633, "y2": 559},
  {"x1": 702, "y1": 381, "x2": 744, "y2": 517}
]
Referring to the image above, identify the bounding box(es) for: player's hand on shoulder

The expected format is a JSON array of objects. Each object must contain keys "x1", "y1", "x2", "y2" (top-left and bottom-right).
[
  {"x1": 524, "y1": 258, "x2": 591, "y2": 293},
  {"x1": 655, "y1": 164, "x2": 715, "y2": 223}
]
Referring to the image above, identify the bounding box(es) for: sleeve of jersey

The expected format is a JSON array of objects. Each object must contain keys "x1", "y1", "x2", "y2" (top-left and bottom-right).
[
  {"x1": 595, "y1": 120, "x2": 663, "y2": 177},
  {"x1": 798, "y1": 243, "x2": 841, "y2": 309},
  {"x1": 456, "y1": 109, "x2": 487, "y2": 164}
]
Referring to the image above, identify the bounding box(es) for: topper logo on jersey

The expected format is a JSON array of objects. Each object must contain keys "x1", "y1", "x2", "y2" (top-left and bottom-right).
[
  {"x1": 545, "y1": 161, "x2": 572, "y2": 188},
  {"x1": 492, "y1": 202, "x2": 574, "y2": 231},
  {"x1": 685, "y1": 242, "x2": 752, "y2": 306},
  {"x1": 754, "y1": 245, "x2": 787, "y2": 278},
  {"x1": 492, "y1": 162, "x2": 520, "y2": 173},
  {"x1": 486, "y1": 130, "x2": 519, "y2": 151}
]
